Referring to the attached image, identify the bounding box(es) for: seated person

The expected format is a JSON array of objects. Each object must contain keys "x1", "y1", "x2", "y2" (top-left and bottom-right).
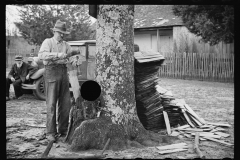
[{"x1": 6, "y1": 55, "x2": 37, "y2": 101}]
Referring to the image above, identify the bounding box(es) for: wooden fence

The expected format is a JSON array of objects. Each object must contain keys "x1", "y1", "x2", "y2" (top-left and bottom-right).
[
  {"x1": 6, "y1": 49, "x2": 234, "y2": 83},
  {"x1": 6, "y1": 49, "x2": 39, "y2": 68},
  {"x1": 159, "y1": 52, "x2": 234, "y2": 83}
]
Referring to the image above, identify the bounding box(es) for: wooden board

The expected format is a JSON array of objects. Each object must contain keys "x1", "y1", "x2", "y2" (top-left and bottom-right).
[
  {"x1": 206, "y1": 122, "x2": 231, "y2": 127},
  {"x1": 163, "y1": 111, "x2": 171, "y2": 135},
  {"x1": 203, "y1": 137, "x2": 233, "y2": 146},
  {"x1": 214, "y1": 132, "x2": 230, "y2": 138}
]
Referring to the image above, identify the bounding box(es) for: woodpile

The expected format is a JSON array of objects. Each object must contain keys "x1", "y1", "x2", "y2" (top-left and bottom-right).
[{"x1": 134, "y1": 51, "x2": 233, "y2": 153}]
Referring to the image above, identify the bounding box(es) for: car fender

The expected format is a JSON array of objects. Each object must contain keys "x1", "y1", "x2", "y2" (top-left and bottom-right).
[{"x1": 31, "y1": 68, "x2": 45, "y2": 79}]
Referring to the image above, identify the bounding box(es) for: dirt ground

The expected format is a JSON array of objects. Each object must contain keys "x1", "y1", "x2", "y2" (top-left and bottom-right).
[{"x1": 6, "y1": 77, "x2": 234, "y2": 159}]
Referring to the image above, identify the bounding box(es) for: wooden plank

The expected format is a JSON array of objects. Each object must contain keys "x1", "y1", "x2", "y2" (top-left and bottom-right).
[
  {"x1": 203, "y1": 137, "x2": 234, "y2": 147},
  {"x1": 215, "y1": 127, "x2": 226, "y2": 131},
  {"x1": 177, "y1": 128, "x2": 204, "y2": 132},
  {"x1": 171, "y1": 131, "x2": 180, "y2": 136},
  {"x1": 206, "y1": 122, "x2": 231, "y2": 127},
  {"x1": 186, "y1": 111, "x2": 203, "y2": 126},
  {"x1": 156, "y1": 143, "x2": 187, "y2": 150},
  {"x1": 191, "y1": 132, "x2": 221, "y2": 139},
  {"x1": 182, "y1": 110, "x2": 195, "y2": 128},
  {"x1": 183, "y1": 104, "x2": 206, "y2": 124},
  {"x1": 214, "y1": 132, "x2": 230, "y2": 138},
  {"x1": 157, "y1": 148, "x2": 188, "y2": 154},
  {"x1": 194, "y1": 133, "x2": 205, "y2": 159},
  {"x1": 163, "y1": 111, "x2": 171, "y2": 135}
]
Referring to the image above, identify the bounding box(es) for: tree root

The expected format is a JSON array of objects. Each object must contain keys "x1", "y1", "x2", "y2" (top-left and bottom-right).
[{"x1": 68, "y1": 116, "x2": 180, "y2": 152}]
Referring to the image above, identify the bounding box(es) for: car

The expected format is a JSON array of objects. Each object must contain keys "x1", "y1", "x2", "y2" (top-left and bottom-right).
[{"x1": 23, "y1": 40, "x2": 139, "y2": 100}]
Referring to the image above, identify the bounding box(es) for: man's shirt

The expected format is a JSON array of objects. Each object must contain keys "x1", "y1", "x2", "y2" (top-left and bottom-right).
[{"x1": 38, "y1": 37, "x2": 72, "y2": 66}]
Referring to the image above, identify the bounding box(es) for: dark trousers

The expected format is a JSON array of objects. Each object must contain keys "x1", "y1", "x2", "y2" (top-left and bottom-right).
[
  {"x1": 44, "y1": 64, "x2": 71, "y2": 135},
  {"x1": 6, "y1": 78, "x2": 23, "y2": 98},
  {"x1": 6, "y1": 78, "x2": 33, "y2": 98}
]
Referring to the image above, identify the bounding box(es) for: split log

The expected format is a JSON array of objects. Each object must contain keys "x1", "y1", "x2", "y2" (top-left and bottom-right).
[
  {"x1": 194, "y1": 132, "x2": 205, "y2": 159},
  {"x1": 163, "y1": 111, "x2": 171, "y2": 135}
]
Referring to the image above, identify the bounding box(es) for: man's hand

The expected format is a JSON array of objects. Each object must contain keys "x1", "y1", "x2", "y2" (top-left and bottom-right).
[
  {"x1": 26, "y1": 74, "x2": 30, "y2": 80},
  {"x1": 57, "y1": 52, "x2": 67, "y2": 59},
  {"x1": 10, "y1": 77, "x2": 15, "y2": 82}
]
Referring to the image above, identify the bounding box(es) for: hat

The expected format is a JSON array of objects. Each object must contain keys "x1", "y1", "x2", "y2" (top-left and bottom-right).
[
  {"x1": 51, "y1": 20, "x2": 70, "y2": 34},
  {"x1": 15, "y1": 55, "x2": 23, "y2": 61}
]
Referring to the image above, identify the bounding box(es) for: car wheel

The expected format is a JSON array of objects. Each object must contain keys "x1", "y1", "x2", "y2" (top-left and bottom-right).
[{"x1": 33, "y1": 76, "x2": 45, "y2": 100}]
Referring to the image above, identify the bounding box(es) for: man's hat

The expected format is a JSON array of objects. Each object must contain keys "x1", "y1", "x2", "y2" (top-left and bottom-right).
[
  {"x1": 15, "y1": 55, "x2": 23, "y2": 61},
  {"x1": 51, "y1": 20, "x2": 70, "y2": 34}
]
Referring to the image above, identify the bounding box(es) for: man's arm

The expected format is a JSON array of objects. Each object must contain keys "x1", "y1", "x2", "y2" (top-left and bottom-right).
[{"x1": 38, "y1": 39, "x2": 59, "y2": 61}]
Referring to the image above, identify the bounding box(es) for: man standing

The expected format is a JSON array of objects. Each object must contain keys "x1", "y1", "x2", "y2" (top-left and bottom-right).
[
  {"x1": 6, "y1": 55, "x2": 35, "y2": 101},
  {"x1": 38, "y1": 20, "x2": 74, "y2": 142}
]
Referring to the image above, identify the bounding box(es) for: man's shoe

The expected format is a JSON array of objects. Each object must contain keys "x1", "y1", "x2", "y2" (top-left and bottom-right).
[
  {"x1": 6, "y1": 97, "x2": 10, "y2": 101},
  {"x1": 46, "y1": 134, "x2": 56, "y2": 142}
]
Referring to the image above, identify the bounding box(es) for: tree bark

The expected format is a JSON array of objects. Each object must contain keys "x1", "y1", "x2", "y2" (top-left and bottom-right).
[{"x1": 67, "y1": 5, "x2": 178, "y2": 152}]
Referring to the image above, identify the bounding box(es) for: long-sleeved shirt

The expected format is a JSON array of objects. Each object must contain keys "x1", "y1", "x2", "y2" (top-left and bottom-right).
[
  {"x1": 8, "y1": 62, "x2": 36, "y2": 83},
  {"x1": 38, "y1": 37, "x2": 72, "y2": 66}
]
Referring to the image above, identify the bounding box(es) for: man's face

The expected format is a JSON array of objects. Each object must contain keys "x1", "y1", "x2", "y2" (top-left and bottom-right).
[
  {"x1": 15, "y1": 60, "x2": 23, "y2": 68},
  {"x1": 54, "y1": 31, "x2": 65, "y2": 41}
]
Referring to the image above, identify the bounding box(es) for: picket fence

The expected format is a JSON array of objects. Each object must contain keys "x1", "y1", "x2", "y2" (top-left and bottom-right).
[
  {"x1": 159, "y1": 52, "x2": 234, "y2": 83},
  {"x1": 6, "y1": 49, "x2": 234, "y2": 83}
]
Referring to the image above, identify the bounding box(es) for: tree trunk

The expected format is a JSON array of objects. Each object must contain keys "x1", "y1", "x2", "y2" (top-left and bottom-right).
[{"x1": 67, "y1": 5, "x2": 178, "y2": 152}]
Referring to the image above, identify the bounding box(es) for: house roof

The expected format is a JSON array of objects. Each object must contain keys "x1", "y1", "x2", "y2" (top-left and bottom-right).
[
  {"x1": 134, "y1": 5, "x2": 183, "y2": 29},
  {"x1": 90, "y1": 5, "x2": 183, "y2": 29}
]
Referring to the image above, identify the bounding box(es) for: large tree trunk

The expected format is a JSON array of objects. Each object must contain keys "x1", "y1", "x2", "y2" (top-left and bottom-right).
[{"x1": 67, "y1": 5, "x2": 178, "y2": 152}]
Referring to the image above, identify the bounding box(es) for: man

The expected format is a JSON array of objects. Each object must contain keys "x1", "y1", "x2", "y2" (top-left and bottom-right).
[
  {"x1": 38, "y1": 20, "x2": 77, "y2": 142},
  {"x1": 6, "y1": 55, "x2": 35, "y2": 101}
]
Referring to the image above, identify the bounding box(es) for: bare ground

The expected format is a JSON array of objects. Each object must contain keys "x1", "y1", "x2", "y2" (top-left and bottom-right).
[{"x1": 6, "y1": 77, "x2": 234, "y2": 159}]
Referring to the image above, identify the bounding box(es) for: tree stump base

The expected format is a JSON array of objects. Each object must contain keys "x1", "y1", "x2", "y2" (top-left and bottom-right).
[{"x1": 69, "y1": 116, "x2": 179, "y2": 152}]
